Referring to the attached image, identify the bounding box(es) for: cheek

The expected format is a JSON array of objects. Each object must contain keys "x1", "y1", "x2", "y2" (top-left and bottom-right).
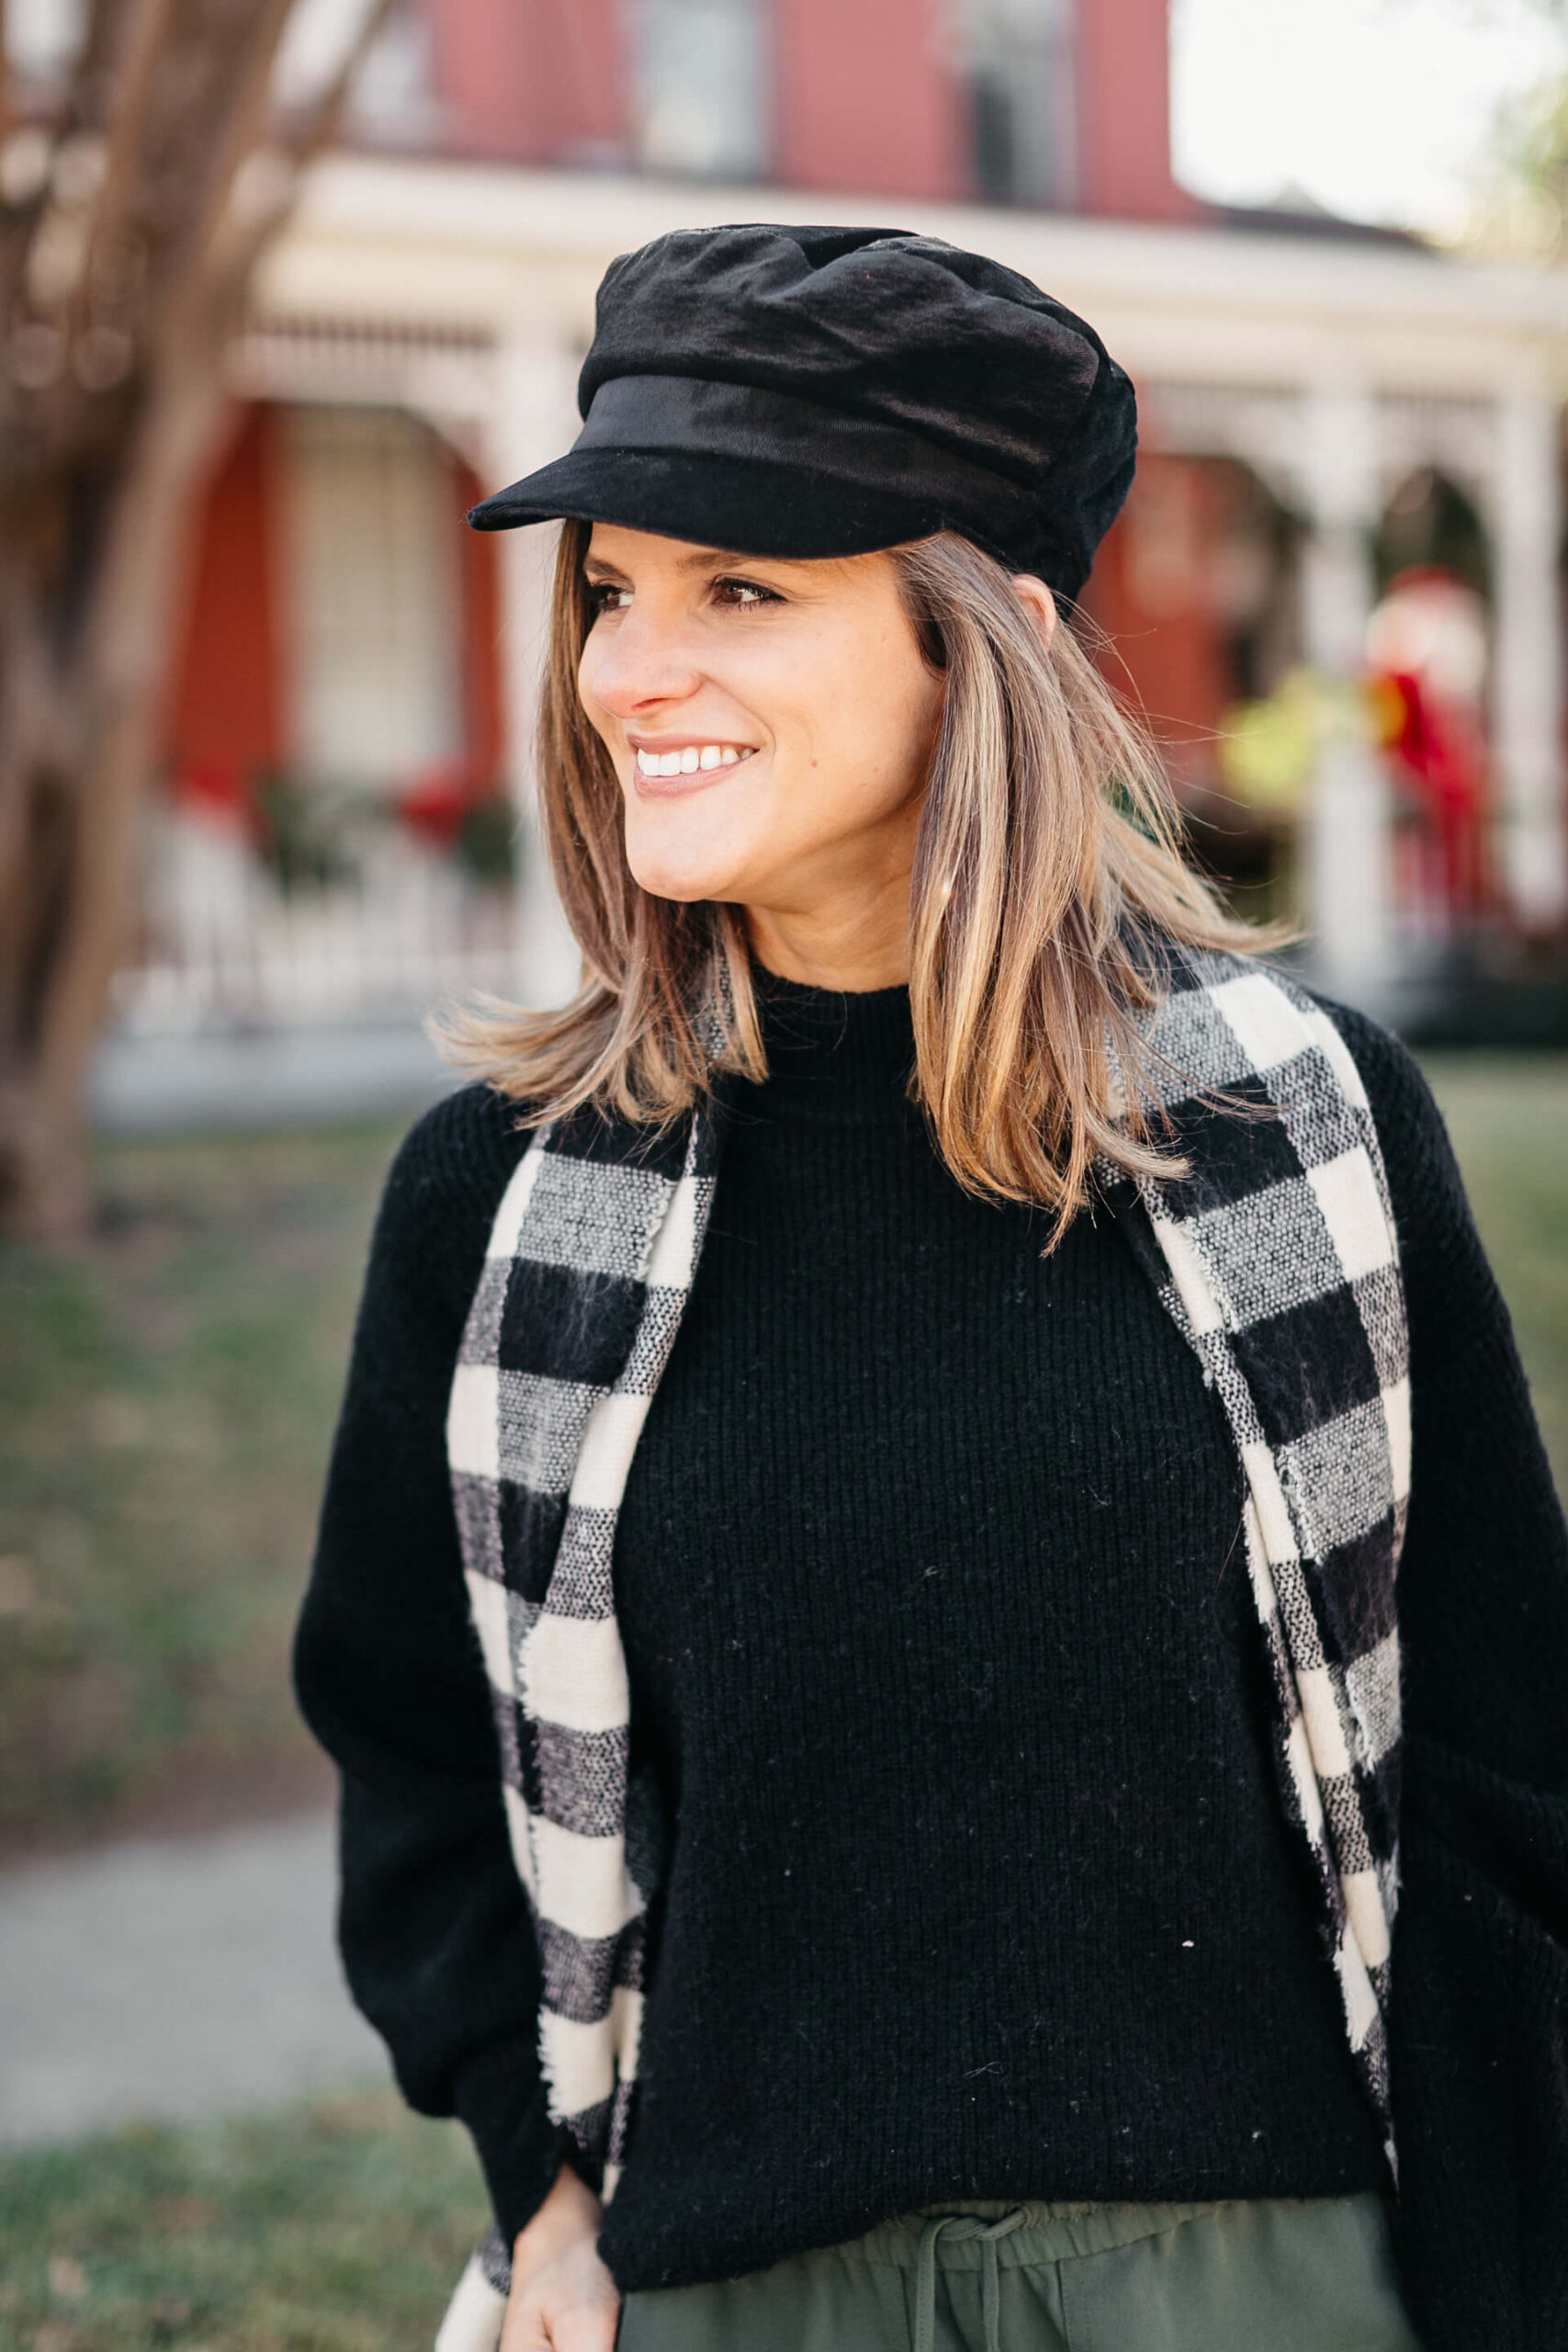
[
  {"x1": 889, "y1": 657, "x2": 945, "y2": 774},
  {"x1": 801, "y1": 629, "x2": 942, "y2": 800}
]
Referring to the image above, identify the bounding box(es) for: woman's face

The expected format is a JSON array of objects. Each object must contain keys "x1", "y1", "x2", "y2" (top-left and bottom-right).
[{"x1": 576, "y1": 525, "x2": 946, "y2": 944}]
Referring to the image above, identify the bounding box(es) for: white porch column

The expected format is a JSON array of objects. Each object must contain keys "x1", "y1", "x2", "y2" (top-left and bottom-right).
[
  {"x1": 1493, "y1": 381, "x2": 1568, "y2": 931},
  {"x1": 1297, "y1": 383, "x2": 1393, "y2": 1002},
  {"x1": 488, "y1": 324, "x2": 583, "y2": 1010}
]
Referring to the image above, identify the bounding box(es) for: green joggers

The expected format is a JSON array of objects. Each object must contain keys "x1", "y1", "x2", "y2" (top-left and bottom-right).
[{"x1": 616, "y1": 2191, "x2": 1423, "y2": 2352}]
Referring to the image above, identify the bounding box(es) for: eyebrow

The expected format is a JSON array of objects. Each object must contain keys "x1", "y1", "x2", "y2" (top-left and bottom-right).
[{"x1": 582, "y1": 546, "x2": 785, "y2": 579}]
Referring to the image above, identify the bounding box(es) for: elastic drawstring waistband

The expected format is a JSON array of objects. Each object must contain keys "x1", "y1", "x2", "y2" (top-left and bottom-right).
[{"x1": 913, "y1": 2208, "x2": 1031, "y2": 2352}]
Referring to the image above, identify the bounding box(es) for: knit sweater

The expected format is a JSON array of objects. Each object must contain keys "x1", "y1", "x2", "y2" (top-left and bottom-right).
[{"x1": 294, "y1": 976, "x2": 1568, "y2": 2349}]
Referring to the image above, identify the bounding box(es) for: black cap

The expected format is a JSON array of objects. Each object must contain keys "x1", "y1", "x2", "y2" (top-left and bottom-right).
[{"x1": 468, "y1": 222, "x2": 1137, "y2": 604}]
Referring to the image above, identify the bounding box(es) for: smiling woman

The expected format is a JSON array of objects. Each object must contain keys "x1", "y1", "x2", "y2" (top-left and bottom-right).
[
  {"x1": 576, "y1": 526, "x2": 944, "y2": 967},
  {"x1": 295, "y1": 222, "x2": 1568, "y2": 2352},
  {"x1": 444, "y1": 512, "x2": 1252, "y2": 1227}
]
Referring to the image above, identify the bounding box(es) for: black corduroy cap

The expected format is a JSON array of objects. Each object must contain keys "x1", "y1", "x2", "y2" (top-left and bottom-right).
[{"x1": 468, "y1": 223, "x2": 1137, "y2": 604}]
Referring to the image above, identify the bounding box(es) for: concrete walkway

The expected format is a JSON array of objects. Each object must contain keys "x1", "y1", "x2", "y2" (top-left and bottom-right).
[
  {"x1": 0, "y1": 1812, "x2": 389, "y2": 2148},
  {"x1": 89, "y1": 1019, "x2": 456, "y2": 1136}
]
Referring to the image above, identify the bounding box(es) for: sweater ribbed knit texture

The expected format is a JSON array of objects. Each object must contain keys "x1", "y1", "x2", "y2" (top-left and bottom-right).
[
  {"x1": 295, "y1": 976, "x2": 1568, "y2": 2350},
  {"x1": 602, "y1": 974, "x2": 1382, "y2": 2282}
]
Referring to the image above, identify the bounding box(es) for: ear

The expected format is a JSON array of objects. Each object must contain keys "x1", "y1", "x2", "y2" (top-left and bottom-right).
[{"x1": 1010, "y1": 573, "x2": 1058, "y2": 653}]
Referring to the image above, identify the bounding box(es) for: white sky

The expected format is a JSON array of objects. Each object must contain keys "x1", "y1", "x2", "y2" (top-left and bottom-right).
[{"x1": 1172, "y1": 0, "x2": 1568, "y2": 233}]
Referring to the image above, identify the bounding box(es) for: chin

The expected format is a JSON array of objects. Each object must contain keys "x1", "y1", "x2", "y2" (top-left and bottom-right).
[
  {"x1": 626, "y1": 854, "x2": 746, "y2": 906},
  {"x1": 632, "y1": 874, "x2": 716, "y2": 906},
  {"x1": 623, "y1": 827, "x2": 755, "y2": 908}
]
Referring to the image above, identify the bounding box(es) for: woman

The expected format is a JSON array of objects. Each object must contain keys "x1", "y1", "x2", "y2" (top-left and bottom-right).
[{"x1": 295, "y1": 226, "x2": 1568, "y2": 2352}]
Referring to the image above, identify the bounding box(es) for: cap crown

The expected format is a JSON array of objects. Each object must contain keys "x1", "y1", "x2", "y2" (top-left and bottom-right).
[
  {"x1": 472, "y1": 220, "x2": 1137, "y2": 599},
  {"x1": 583, "y1": 224, "x2": 1107, "y2": 489}
]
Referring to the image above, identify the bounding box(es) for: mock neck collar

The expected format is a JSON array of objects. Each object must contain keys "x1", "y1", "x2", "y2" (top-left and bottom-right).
[{"x1": 749, "y1": 965, "x2": 916, "y2": 1101}]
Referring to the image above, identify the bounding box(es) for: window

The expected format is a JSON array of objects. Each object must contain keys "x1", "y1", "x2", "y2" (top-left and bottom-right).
[
  {"x1": 634, "y1": 0, "x2": 770, "y2": 181},
  {"x1": 959, "y1": 0, "x2": 1077, "y2": 209},
  {"x1": 283, "y1": 406, "x2": 462, "y2": 790}
]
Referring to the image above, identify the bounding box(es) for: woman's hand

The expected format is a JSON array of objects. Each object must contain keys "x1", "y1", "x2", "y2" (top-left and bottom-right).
[{"x1": 501, "y1": 2163, "x2": 621, "y2": 2351}]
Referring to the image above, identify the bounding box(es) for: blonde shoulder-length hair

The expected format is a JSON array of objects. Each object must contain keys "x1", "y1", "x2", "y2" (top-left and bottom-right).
[{"x1": 445, "y1": 521, "x2": 1275, "y2": 1237}]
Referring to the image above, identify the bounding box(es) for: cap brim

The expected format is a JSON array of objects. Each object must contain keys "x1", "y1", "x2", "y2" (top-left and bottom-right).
[{"x1": 467, "y1": 447, "x2": 953, "y2": 560}]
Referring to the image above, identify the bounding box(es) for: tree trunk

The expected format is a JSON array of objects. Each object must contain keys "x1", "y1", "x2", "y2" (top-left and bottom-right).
[
  {"x1": 0, "y1": 0, "x2": 398, "y2": 1240},
  {"x1": 0, "y1": 346, "x2": 235, "y2": 1238}
]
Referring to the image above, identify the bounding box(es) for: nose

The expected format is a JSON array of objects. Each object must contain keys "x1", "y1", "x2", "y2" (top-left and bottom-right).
[{"x1": 585, "y1": 602, "x2": 705, "y2": 720}]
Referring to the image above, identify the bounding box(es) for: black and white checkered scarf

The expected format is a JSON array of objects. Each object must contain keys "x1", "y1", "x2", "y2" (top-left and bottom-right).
[{"x1": 437, "y1": 948, "x2": 1409, "y2": 2349}]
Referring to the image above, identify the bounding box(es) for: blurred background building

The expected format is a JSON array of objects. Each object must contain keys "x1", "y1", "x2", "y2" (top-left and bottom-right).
[{"x1": 51, "y1": 0, "x2": 1568, "y2": 1119}]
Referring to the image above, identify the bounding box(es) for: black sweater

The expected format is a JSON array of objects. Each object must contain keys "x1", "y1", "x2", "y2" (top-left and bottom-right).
[{"x1": 295, "y1": 978, "x2": 1568, "y2": 2349}]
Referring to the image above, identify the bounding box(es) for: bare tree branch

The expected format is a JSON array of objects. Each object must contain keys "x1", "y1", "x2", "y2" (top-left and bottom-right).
[
  {"x1": 204, "y1": 0, "x2": 400, "y2": 301},
  {"x1": 284, "y1": 0, "x2": 401, "y2": 163},
  {"x1": 0, "y1": 0, "x2": 411, "y2": 1236}
]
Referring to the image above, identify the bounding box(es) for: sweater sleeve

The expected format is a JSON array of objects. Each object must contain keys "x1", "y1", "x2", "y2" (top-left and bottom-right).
[
  {"x1": 292, "y1": 1083, "x2": 567, "y2": 2248},
  {"x1": 1323, "y1": 1004, "x2": 1568, "y2": 2352}
]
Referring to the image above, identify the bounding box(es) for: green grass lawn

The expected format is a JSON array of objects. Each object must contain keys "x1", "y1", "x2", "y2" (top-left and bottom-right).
[
  {"x1": 0, "y1": 1125, "x2": 400, "y2": 1855},
  {"x1": 1, "y1": 1061, "x2": 1565, "y2": 1858},
  {"x1": 0, "y1": 2090, "x2": 488, "y2": 2352},
  {"x1": 1419, "y1": 1055, "x2": 1568, "y2": 1486}
]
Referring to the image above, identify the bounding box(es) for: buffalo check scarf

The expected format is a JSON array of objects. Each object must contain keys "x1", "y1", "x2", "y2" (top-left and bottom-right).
[{"x1": 436, "y1": 948, "x2": 1409, "y2": 2350}]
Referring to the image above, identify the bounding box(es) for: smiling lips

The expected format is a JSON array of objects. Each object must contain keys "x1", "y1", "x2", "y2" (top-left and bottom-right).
[{"x1": 634, "y1": 743, "x2": 755, "y2": 778}]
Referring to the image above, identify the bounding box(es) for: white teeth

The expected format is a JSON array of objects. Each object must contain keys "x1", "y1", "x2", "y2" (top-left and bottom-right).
[{"x1": 635, "y1": 744, "x2": 752, "y2": 776}]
